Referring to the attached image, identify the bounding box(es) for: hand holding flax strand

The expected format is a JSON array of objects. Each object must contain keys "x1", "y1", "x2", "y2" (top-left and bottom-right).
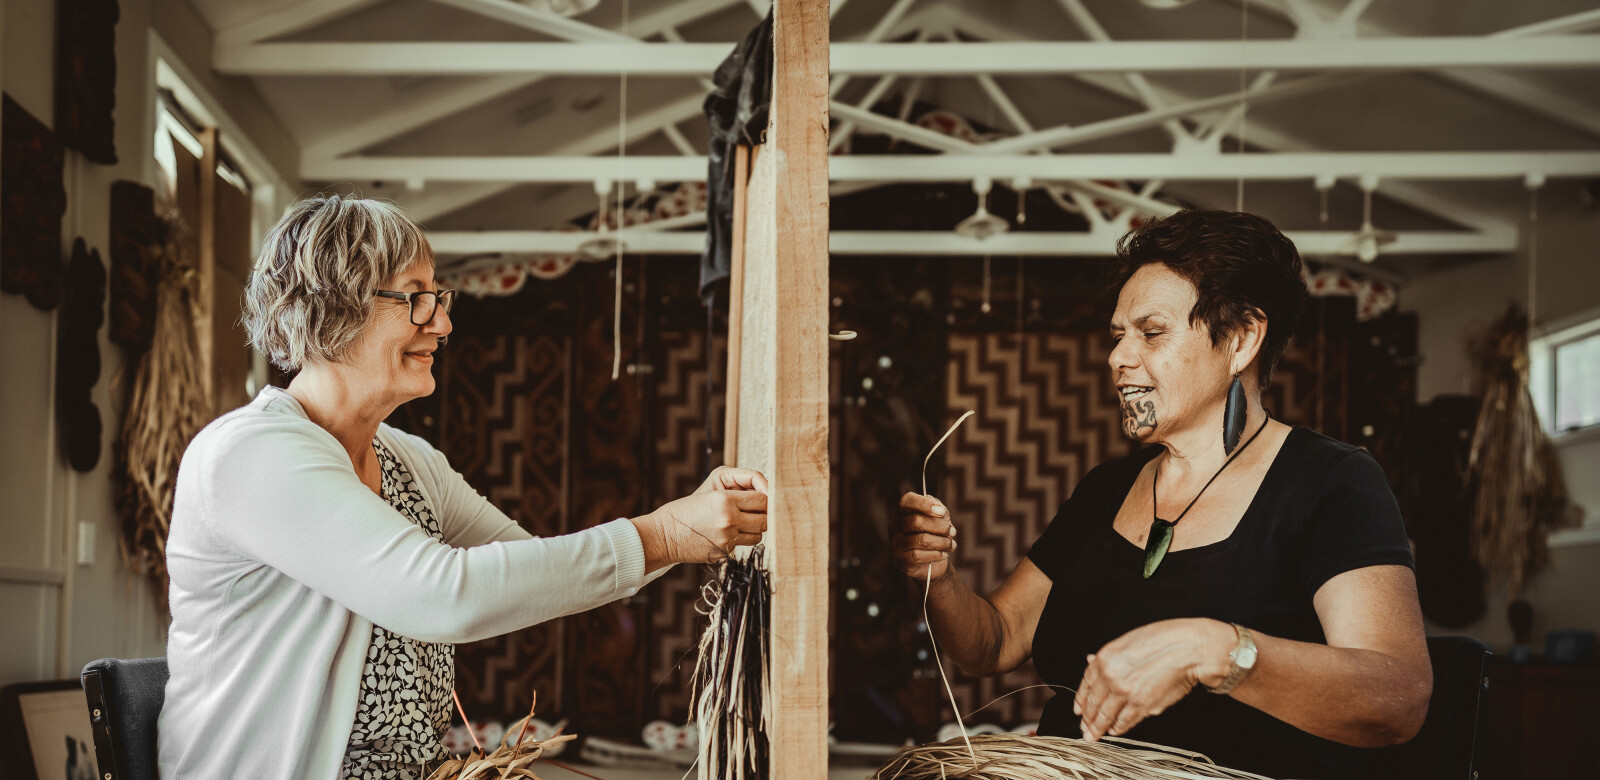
[
  {"x1": 634, "y1": 466, "x2": 769, "y2": 572},
  {"x1": 893, "y1": 491, "x2": 1054, "y2": 678},
  {"x1": 894, "y1": 492, "x2": 959, "y2": 580},
  {"x1": 1073, "y1": 618, "x2": 1235, "y2": 742}
]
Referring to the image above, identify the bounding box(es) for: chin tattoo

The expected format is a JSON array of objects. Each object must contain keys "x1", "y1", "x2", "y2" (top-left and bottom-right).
[{"x1": 1121, "y1": 397, "x2": 1158, "y2": 438}]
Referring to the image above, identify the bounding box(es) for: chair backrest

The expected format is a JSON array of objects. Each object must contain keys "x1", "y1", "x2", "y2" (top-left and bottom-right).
[
  {"x1": 1374, "y1": 635, "x2": 1491, "y2": 780},
  {"x1": 81, "y1": 657, "x2": 168, "y2": 780}
]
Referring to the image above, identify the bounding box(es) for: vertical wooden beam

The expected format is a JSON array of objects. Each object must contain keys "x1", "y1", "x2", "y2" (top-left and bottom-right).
[
  {"x1": 195, "y1": 127, "x2": 219, "y2": 409},
  {"x1": 724, "y1": 143, "x2": 751, "y2": 467},
  {"x1": 733, "y1": 0, "x2": 831, "y2": 776}
]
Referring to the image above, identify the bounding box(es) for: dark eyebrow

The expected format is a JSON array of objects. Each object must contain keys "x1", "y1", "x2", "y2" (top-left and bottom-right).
[{"x1": 1110, "y1": 312, "x2": 1173, "y2": 331}]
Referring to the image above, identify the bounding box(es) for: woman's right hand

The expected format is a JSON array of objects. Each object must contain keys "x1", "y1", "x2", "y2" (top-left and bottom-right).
[
  {"x1": 894, "y1": 492, "x2": 958, "y2": 581},
  {"x1": 634, "y1": 479, "x2": 768, "y2": 571}
]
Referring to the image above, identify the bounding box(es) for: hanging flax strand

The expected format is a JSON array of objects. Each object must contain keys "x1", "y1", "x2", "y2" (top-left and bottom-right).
[
  {"x1": 688, "y1": 545, "x2": 771, "y2": 780},
  {"x1": 1465, "y1": 304, "x2": 1577, "y2": 595}
]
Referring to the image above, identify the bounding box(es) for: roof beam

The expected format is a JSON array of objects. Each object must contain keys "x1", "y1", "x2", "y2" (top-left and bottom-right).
[
  {"x1": 831, "y1": 151, "x2": 1600, "y2": 183},
  {"x1": 317, "y1": 151, "x2": 1600, "y2": 184},
  {"x1": 214, "y1": 0, "x2": 386, "y2": 50},
  {"x1": 307, "y1": 92, "x2": 708, "y2": 182},
  {"x1": 429, "y1": 228, "x2": 1515, "y2": 258},
  {"x1": 946, "y1": 11, "x2": 1521, "y2": 235},
  {"x1": 426, "y1": 0, "x2": 639, "y2": 42},
  {"x1": 300, "y1": 0, "x2": 745, "y2": 160},
  {"x1": 215, "y1": 36, "x2": 1600, "y2": 76},
  {"x1": 305, "y1": 75, "x2": 544, "y2": 161},
  {"x1": 1052, "y1": 0, "x2": 1190, "y2": 144},
  {"x1": 399, "y1": 0, "x2": 941, "y2": 222},
  {"x1": 1238, "y1": 0, "x2": 1600, "y2": 139}
]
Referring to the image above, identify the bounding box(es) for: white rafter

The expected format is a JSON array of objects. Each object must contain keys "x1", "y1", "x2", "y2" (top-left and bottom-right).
[
  {"x1": 428, "y1": 228, "x2": 1516, "y2": 259},
  {"x1": 426, "y1": 0, "x2": 638, "y2": 42},
  {"x1": 312, "y1": 151, "x2": 1600, "y2": 184},
  {"x1": 214, "y1": 36, "x2": 1600, "y2": 76},
  {"x1": 943, "y1": 8, "x2": 1524, "y2": 235},
  {"x1": 213, "y1": 0, "x2": 386, "y2": 50},
  {"x1": 297, "y1": 0, "x2": 746, "y2": 162},
  {"x1": 1239, "y1": 0, "x2": 1600, "y2": 139},
  {"x1": 401, "y1": 0, "x2": 938, "y2": 221},
  {"x1": 1052, "y1": 0, "x2": 1191, "y2": 144}
]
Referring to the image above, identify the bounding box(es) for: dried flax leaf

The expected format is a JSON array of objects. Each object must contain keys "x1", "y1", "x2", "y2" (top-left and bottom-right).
[
  {"x1": 115, "y1": 212, "x2": 211, "y2": 597},
  {"x1": 870, "y1": 734, "x2": 1275, "y2": 780},
  {"x1": 424, "y1": 733, "x2": 578, "y2": 780},
  {"x1": 1466, "y1": 305, "x2": 1579, "y2": 595}
]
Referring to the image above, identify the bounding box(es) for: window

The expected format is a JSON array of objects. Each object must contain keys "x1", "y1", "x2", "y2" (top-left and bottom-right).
[
  {"x1": 1530, "y1": 310, "x2": 1600, "y2": 438},
  {"x1": 150, "y1": 50, "x2": 275, "y2": 412}
]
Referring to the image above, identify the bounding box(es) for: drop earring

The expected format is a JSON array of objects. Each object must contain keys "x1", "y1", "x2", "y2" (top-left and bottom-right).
[{"x1": 1223, "y1": 373, "x2": 1246, "y2": 454}]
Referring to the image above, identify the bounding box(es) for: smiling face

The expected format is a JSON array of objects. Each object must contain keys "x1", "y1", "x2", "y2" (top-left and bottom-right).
[
  {"x1": 340, "y1": 259, "x2": 453, "y2": 407},
  {"x1": 1108, "y1": 263, "x2": 1236, "y2": 444}
]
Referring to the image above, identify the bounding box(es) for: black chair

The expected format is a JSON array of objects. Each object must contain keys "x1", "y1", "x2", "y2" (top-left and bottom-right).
[
  {"x1": 1374, "y1": 635, "x2": 1491, "y2": 780},
  {"x1": 81, "y1": 657, "x2": 168, "y2": 780}
]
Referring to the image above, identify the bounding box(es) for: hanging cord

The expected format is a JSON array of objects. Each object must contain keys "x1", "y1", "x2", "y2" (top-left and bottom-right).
[
  {"x1": 920, "y1": 411, "x2": 978, "y2": 762},
  {"x1": 611, "y1": 0, "x2": 631, "y2": 381},
  {"x1": 981, "y1": 255, "x2": 992, "y2": 314},
  {"x1": 1235, "y1": 0, "x2": 1249, "y2": 212},
  {"x1": 1526, "y1": 173, "x2": 1543, "y2": 330}
]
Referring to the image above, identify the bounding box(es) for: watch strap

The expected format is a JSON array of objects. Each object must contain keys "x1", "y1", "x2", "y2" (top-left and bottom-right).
[{"x1": 1206, "y1": 623, "x2": 1256, "y2": 695}]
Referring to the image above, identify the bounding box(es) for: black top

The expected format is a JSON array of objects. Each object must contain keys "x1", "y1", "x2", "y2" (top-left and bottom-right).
[{"x1": 1027, "y1": 426, "x2": 1414, "y2": 779}]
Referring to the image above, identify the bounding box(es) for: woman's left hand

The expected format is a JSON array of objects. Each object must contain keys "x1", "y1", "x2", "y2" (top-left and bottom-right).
[{"x1": 1074, "y1": 618, "x2": 1234, "y2": 741}]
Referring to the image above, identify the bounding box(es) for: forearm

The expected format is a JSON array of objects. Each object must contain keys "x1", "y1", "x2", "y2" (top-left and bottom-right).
[
  {"x1": 630, "y1": 512, "x2": 674, "y2": 574},
  {"x1": 923, "y1": 570, "x2": 1013, "y2": 677},
  {"x1": 1227, "y1": 628, "x2": 1431, "y2": 747}
]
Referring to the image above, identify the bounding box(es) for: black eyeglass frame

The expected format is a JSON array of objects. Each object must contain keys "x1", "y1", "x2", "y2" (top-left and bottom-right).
[{"x1": 375, "y1": 289, "x2": 456, "y2": 326}]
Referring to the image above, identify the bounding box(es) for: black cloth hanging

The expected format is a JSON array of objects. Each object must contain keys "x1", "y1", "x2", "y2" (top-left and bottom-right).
[{"x1": 699, "y1": 11, "x2": 774, "y2": 304}]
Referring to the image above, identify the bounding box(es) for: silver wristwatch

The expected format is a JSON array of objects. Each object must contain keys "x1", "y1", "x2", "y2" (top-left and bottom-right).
[{"x1": 1206, "y1": 623, "x2": 1258, "y2": 695}]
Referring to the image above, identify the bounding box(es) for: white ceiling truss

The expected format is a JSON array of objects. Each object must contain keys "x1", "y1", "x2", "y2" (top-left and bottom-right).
[{"x1": 219, "y1": 0, "x2": 1600, "y2": 264}]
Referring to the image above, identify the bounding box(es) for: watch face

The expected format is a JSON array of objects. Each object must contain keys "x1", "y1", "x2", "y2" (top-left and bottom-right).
[{"x1": 1236, "y1": 644, "x2": 1259, "y2": 669}]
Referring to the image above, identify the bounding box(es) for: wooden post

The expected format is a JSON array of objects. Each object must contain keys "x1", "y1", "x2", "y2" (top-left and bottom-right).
[
  {"x1": 723, "y1": 143, "x2": 750, "y2": 467},
  {"x1": 731, "y1": 0, "x2": 831, "y2": 776}
]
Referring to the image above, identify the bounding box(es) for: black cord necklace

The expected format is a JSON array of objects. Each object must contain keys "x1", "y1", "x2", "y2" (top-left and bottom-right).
[{"x1": 1143, "y1": 414, "x2": 1272, "y2": 579}]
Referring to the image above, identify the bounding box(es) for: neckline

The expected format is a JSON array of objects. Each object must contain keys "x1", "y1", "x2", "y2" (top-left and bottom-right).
[{"x1": 1107, "y1": 425, "x2": 1304, "y2": 558}]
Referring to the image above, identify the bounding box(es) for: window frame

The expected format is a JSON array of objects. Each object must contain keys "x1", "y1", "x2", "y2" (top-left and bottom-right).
[{"x1": 1530, "y1": 306, "x2": 1600, "y2": 446}]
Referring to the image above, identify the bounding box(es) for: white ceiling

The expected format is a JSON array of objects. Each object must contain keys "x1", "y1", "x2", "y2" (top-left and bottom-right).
[{"x1": 188, "y1": 0, "x2": 1600, "y2": 276}]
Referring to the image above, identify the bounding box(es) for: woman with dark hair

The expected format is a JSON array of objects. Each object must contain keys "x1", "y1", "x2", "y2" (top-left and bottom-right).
[{"x1": 894, "y1": 209, "x2": 1430, "y2": 778}]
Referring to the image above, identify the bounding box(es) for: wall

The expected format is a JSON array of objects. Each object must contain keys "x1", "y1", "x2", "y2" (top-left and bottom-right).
[
  {"x1": 1399, "y1": 181, "x2": 1600, "y2": 651},
  {"x1": 0, "y1": 0, "x2": 297, "y2": 686}
]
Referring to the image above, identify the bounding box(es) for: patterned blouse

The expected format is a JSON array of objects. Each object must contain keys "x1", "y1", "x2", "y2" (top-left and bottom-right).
[{"x1": 341, "y1": 440, "x2": 456, "y2": 779}]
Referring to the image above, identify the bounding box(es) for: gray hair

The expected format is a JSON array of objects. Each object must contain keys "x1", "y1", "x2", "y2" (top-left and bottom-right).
[{"x1": 242, "y1": 195, "x2": 432, "y2": 371}]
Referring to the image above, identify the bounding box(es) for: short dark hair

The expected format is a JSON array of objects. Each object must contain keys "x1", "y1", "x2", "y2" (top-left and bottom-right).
[{"x1": 1110, "y1": 209, "x2": 1307, "y2": 387}]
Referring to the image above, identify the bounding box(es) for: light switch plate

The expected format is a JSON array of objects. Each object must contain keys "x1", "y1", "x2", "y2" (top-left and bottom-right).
[{"x1": 77, "y1": 521, "x2": 95, "y2": 566}]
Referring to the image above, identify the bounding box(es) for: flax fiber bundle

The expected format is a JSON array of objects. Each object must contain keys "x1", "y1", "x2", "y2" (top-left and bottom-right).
[
  {"x1": 115, "y1": 213, "x2": 210, "y2": 596},
  {"x1": 871, "y1": 733, "x2": 1274, "y2": 780},
  {"x1": 688, "y1": 544, "x2": 770, "y2": 780},
  {"x1": 1466, "y1": 304, "x2": 1577, "y2": 595},
  {"x1": 423, "y1": 733, "x2": 577, "y2": 780}
]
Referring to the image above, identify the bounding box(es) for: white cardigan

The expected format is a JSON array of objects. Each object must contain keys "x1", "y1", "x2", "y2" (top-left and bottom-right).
[{"x1": 159, "y1": 387, "x2": 658, "y2": 779}]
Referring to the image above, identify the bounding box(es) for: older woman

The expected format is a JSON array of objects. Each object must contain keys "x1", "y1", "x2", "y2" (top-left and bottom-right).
[
  {"x1": 895, "y1": 209, "x2": 1430, "y2": 778},
  {"x1": 159, "y1": 195, "x2": 767, "y2": 780}
]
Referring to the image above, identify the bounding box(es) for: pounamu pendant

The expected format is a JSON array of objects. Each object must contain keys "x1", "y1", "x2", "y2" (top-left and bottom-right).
[{"x1": 1143, "y1": 518, "x2": 1176, "y2": 579}]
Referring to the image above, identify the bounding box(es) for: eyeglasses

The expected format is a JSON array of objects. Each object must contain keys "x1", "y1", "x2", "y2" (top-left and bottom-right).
[{"x1": 375, "y1": 289, "x2": 456, "y2": 326}]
